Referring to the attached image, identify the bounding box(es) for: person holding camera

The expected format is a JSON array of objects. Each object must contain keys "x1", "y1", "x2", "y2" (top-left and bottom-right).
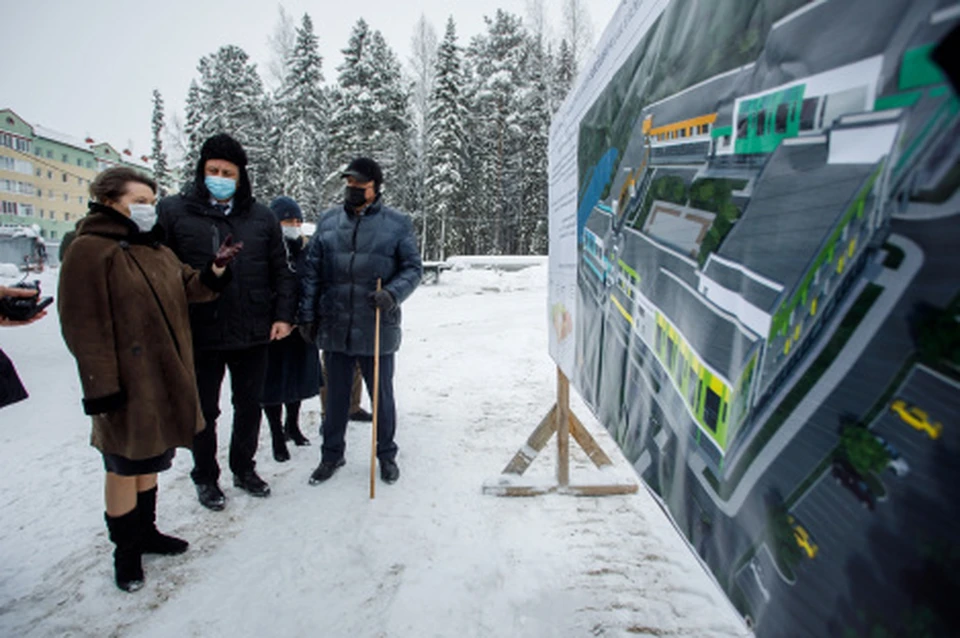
[
  {"x1": 0, "y1": 284, "x2": 48, "y2": 409},
  {"x1": 59, "y1": 167, "x2": 240, "y2": 593}
]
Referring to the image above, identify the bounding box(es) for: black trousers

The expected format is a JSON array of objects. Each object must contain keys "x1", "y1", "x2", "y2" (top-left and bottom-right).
[
  {"x1": 322, "y1": 351, "x2": 397, "y2": 463},
  {"x1": 191, "y1": 345, "x2": 269, "y2": 483}
]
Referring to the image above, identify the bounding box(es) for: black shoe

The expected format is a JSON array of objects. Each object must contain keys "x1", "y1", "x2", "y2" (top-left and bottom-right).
[
  {"x1": 195, "y1": 482, "x2": 226, "y2": 511},
  {"x1": 349, "y1": 408, "x2": 373, "y2": 422},
  {"x1": 380, "y1": 458, "x2": 400, "y2": 484},
  {"x1": 233, "y1": 470, "x2": 271, "y2": 497},
  {"x1": 309, "y1": 458, "x2": 345, "y2": 484}
]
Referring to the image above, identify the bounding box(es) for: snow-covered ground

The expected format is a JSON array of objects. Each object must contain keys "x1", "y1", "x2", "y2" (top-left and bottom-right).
[{"x1": 0, "y1": 261, "x2": 748, "y2": 637}]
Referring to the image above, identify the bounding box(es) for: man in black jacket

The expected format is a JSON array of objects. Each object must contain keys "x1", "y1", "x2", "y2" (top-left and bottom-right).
[
  {"x1": 299, "y1": 157, "x2": 421, "y2": 485},
  {"x1": 158, "y1": 133, "x2": 296, "y2": 510}
]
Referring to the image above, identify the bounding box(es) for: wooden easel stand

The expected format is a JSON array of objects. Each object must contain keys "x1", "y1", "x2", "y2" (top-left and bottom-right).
[{"x1": 484, "y1": 367, "x2": 638, "y2": 497}]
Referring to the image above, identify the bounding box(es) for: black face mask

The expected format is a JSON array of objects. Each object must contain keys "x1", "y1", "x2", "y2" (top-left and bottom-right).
[{"x1": 344, "y1": 186, "x2": 368, "y2": 210}]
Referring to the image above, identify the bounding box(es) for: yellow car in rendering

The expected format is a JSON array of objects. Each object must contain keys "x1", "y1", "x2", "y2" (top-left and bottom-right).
[
  {"x1": 890, "y1": 400, "x2": 943, "y2": 439},
  {"x1": 788, "y1": 515, "x2": 818, "y2": 559}
]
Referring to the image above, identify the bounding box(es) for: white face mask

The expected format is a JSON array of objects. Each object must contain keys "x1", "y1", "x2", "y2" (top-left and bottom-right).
[
  {"x1": 128, "y1": 203, "x2": 157, "y2": 232},
  {"x1": 282, "y1": 225, "x2": 302, "y2": 241}
]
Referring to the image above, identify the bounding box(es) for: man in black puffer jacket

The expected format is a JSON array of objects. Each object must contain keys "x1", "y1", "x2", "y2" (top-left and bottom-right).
[
  {"x1": 157, "y1": 133, "x2": 296, "y2": 510},
  {"x1": 300, "y1": 157, "x2": 422, "y2": 485}
]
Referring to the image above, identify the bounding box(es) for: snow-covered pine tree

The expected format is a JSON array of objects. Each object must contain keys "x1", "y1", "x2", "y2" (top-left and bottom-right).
[
  {"x1": 459, "y1": 34, "x2": 490, "y2": 256},
  {"x1": 327, "y1": 20, "x2": 412, "y2": 211},
  {"x1": 150, "y1": 89, "x2": 171, "y2": 196},
  {"x1": 181, "y1": 81, "x2": 203, "y2": 187},
  {"x1": 425, "y1": 17, "x2": 467, "y2": 261},
  {"x1": 518, "y1": 34, "x2": 550, "y2": 254},
  {"x1": 194, "y1": 45, "x2": 274, "y2": 194},
  {"x1": 466, "y1": 10, "x2": 529, "y2": 255},
  {"x1": 326, "y1": 19, "x2": 377, "y2": 202},
  {"x1": 551, "y1": 38, "x2": 575, "y2": 114},
  {"x1": 407, "y1": 15, "x2": 438, "y2": 255},
  {"x1": 274, "y1": 13, "x2": 327, "y2": 219}
]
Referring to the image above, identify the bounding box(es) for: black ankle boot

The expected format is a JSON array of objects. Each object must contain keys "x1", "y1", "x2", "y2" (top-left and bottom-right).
[
  {"x1": 137, "y1": 487, "x2": 188, "y2": 555},
  {"x1": 285, "y1": 419, "x2": 310, "y2": 447},
  {"x1": 265, "y1": 406, "x2": 291, "y2": 462},
  {"x1": 105, "y1": 509, "x2": 144, "y2": 592}
]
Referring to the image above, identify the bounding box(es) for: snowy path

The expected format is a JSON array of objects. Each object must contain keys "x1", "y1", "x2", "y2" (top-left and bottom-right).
[{"x1": 0, "y1": 262, "x2": 747, "y2": 637}]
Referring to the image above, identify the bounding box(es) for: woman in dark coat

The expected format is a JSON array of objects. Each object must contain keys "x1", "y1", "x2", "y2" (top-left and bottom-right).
[
  {"x1": 59, "y1": 167, "x2": 239, "y2": 592},
  {"x1": 261, "y1": 196, "x2": 322, "y2": 462}
]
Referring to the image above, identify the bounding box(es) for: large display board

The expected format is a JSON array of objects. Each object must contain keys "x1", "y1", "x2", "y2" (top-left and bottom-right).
[{"x1": 548, "y1": 1, "x2": 960, "y2": 634}]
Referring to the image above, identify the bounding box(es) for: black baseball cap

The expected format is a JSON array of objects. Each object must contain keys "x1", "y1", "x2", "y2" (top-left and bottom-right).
[{"x1": 341, "y1": 157, "x2": 383, "y2": 191}]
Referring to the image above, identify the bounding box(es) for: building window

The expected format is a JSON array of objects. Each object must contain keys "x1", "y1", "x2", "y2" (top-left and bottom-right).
[
  {"x1": 20, "y1": 203, "x2": 34, "y2": 217},
  {"x1": 77, "y1": 196, "x2": 83, "y2": 204},
  {"x1": 703, "y1": 387, "x2": 721, "y2": 432},
  {"x1": 47, "y1": 170, "x2": 52, "y2": 179},
  {"x1": 50, "y1": 230, "x2": 58, "y2": 240},
  {"x1": 76, "y1": 158, "x2": 82, "y2": 166},
  {"x1": 35, "y1": 168, "x2": 41, "y2": 177},
  {"x1": 62, "y1": 153, "x2": 68, "y2": 163},
  {"x1": 775, "y1": 103, "x2": 789, "y2": 134},
  {"x1": 65, "y1": 213, "x2": 71, "y2": 221},
  {"x1": 1, "y1": 200, "x2": 17, "y2": 214},
  {"x1": 62, "y1": 173, "x2": 68, "y2": 182},
  {"x1": 39, "y1": 209, "x2": 44, "y2": 219},
  {"x1": 46, "y1": 150, "x2": 52, "y2": 159},
  {"x1": 86, "y1": 160, "x2": 93, "y2": 169},
  {"x1": 63, "y1": 193, "x2": 68, "y2": 201}
]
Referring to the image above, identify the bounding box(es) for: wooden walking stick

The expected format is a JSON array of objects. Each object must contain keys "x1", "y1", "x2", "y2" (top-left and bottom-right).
[{"x1": 370, "y1": 278, "x2": 382, "y2": 499}]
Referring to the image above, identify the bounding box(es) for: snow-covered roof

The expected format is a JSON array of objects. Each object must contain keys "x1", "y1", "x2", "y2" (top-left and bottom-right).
[
  {"x1": 33, "y1": 125, "x2": 90, "y2": 152},
  {"x1": 33, "y1": 126, "x2": 151, "y2": 170}
]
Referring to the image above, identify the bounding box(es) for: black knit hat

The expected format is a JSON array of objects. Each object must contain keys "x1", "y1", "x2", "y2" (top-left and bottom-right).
[
  {"x1": 269, "y1": 196, "x2": 303, "y2": 222},
  {"x1": 342, "y1": 157, "x2": 383, "y2": 191},
  {"x1": 200, "y1": 133, "x2": 248, "y2": 168}
]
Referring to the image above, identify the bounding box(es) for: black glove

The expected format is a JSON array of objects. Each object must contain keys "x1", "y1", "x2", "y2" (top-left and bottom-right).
[
  {"x1": 368, "y1": 289, "x2": 396, "y2": 311},
  {"x1": 298, "y1": 322, "x2": 317, "y2": 344}
]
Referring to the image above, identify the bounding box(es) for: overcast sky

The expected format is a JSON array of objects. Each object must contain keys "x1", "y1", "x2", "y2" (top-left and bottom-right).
[{"x1": 0, "y1": 0, "x2": 621, "y2": 159}]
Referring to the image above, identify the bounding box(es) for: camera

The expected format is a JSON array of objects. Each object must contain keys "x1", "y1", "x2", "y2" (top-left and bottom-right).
[{"x1": 0, "y1": 280, "x2": 53, "y2": 321}]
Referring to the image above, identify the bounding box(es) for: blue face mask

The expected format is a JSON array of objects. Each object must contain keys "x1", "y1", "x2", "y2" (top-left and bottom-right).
[{"x1": 205, "y1": 175, "x2": 237, "y2": 201}]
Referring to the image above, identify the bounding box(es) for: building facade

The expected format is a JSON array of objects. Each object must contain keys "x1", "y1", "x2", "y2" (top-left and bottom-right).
[{"x1": 0, "y1": 108, "x2": 152, "y2": 240}]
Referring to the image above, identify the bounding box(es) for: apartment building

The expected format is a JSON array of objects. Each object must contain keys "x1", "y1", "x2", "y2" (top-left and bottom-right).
[{"x1": 0, "y1": 108, "x2": 152, "y2": 240}]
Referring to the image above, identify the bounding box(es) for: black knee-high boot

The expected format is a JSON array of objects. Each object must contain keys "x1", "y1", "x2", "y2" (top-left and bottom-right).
[
  {"x1": 138, "y1": 487, "x2": 188, "y2": 555},
  {"x1": 284, "y1": 401, "x2": 310, "y2": 446},
  {"x1": 105, "y1": 509, "x2": 144, "y2": 592},
  {"x1": 264, "y1": 404, "x2": 290, "y2": 462}
]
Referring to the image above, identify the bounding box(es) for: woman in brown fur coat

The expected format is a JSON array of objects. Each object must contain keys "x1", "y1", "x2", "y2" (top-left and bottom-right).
[{"x1": 59, "y1": 167, "x2": 241, "y2": 592}]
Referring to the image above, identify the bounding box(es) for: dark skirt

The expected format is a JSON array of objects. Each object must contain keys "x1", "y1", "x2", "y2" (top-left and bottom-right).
[
  {"x1": 102, "y1": 448, "x2": 175, "y2": 476},
  {"x1": 261, "y1": 331, "x2": 322, "y2": 406}
]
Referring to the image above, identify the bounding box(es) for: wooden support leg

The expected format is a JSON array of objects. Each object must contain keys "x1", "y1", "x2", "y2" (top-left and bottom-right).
[
  {"x1": 557, "y1": 370, "x2": 570, "y2": 487},
  {"x1": 502, "y1": 405, "x2": 557, "y2": 475},
  {"x1": 569, "y1": 412, "x2": 613, "y2": 469},
  {"x1": 485, "y1": 365, "x2": 638, "y2": 498}
]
